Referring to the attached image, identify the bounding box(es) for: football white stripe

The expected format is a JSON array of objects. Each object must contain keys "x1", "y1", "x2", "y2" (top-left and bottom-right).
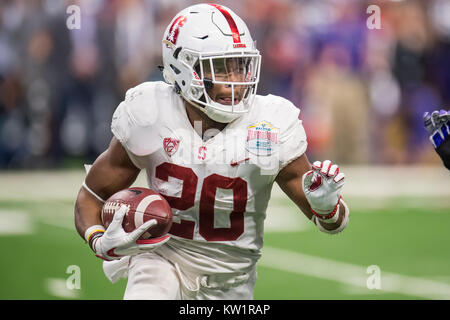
[{"x1": 134, "y1": 194, "x2": 163, "y2": 228}]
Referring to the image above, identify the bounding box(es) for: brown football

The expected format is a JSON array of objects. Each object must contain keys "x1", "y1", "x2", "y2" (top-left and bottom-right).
[{"x1": 101, "y1": 187, "x2": 173, "y2": 239}]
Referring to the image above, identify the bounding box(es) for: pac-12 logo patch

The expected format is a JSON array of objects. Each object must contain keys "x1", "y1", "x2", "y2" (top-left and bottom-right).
[
  {"x1": 163, "y1": 137, "x2": 180, "y2": 156},
  {"x1": 246, "y1": 121, "x2": 279, "y2": 156}
]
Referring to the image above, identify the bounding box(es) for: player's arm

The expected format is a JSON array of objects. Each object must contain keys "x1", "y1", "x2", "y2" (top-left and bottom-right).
[
  {"x1": 74, "y1": 137, "x2": 140, "y2": 238},
  {"x1": 74, "y1": 137, "x2": 168, "y2": 260},
  {"x1": 275, "y1": 154, "x2": 349, "y2": 234},
  {"x1": 424, "y1": 110, "x2": 450, "y2": 170}
]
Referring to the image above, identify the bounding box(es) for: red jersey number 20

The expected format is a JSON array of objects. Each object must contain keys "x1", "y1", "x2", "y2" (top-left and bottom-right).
[{"x1": 155, "y1": 162, "x2": 248, "y2": 241}]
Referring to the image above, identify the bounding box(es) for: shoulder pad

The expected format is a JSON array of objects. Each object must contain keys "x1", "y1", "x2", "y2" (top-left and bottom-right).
[
  {"x1": 123, "y1": 81, "x2": 171, "y2": 127},
  {"x1": 249, "y1": 94, "x2": 307, "y2": 172},
  {"x1": 111, "y1": 81, "x2": 172, "y2": 156},
  {"x1": 251, "y1": 94, "x2": 301, "y2": 134}
]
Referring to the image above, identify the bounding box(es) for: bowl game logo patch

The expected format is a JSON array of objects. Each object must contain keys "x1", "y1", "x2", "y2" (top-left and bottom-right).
[{"x1": 246, "y1": 121, "x2": 279, "y2": 156}]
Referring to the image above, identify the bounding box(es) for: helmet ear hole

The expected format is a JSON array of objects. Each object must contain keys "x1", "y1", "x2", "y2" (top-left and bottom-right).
[
  {"x1": 173, "y1": 47, "x2": 182, "y2": 59},
  {"x1": 170, "y1": 64, "x2": 181, "y2": 75}
]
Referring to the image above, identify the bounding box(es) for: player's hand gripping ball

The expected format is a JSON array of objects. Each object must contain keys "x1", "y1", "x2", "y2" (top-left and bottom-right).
[{"x1": 101, "y1": 187, "x2": 173, "y2": 239}]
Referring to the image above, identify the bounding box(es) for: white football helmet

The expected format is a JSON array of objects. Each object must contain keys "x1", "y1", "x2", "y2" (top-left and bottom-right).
[{"x1": 161, "y1": 3, "x2": 261, "y2": 123}]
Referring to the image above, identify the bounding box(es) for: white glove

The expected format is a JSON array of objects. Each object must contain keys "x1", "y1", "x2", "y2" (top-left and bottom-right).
[
  {"x1": 91, "y1": 205, "x2": 170, "y2": 261},
  {"x1": 302, "y1": 160, "x2": 345, "y2": 222}
]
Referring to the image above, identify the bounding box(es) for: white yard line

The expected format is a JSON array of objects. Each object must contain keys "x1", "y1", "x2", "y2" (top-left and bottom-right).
[
  {"x1": 260, "y1": 246, "x2": 450, "y2": 300},
  {"x1": 269, "y1": 165, "x2": 450, "y2": 198},
  {"x1": 39, "y1": 217, "x2": 75, "y2": 231},
  {"x1": 0, "y1": 166, "x2": 449, "y2": 201},
  {"x1": 0, "y1": 210, "x2": 34, "y2": 235},
  {"x1": 265, "y1": 204, "x2": 311, "y2": 233},
  {"x1": 45, "y1": 278, "x2": 80, "y2": 299}
]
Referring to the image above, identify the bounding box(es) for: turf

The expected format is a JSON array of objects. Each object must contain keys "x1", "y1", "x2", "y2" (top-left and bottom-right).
[{"x1": 0, "y1": 198, "x2": 449, "y2": 300}]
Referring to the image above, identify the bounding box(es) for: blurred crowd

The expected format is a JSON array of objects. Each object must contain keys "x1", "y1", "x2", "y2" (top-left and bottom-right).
[{"x1": 0, "y1": 0, "x2": 449, "y2": 169}]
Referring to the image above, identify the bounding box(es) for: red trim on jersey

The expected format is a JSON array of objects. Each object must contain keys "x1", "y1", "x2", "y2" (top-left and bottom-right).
[{"x1": 208, "y1": 3, "x2": 241, "y2": 44}]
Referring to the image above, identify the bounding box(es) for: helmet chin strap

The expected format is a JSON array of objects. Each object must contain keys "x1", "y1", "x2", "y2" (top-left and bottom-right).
[
  {"x1": 181, "y1": 91, "x2": 246, "y2": 124},
  {"x1": 204, "y1": 100, "x2": 244, "y2": 123}
]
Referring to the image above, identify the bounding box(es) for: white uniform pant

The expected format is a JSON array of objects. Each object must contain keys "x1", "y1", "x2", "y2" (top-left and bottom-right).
[{"x1": 103, "y1": 252, "x2": 257, "y2": 300}]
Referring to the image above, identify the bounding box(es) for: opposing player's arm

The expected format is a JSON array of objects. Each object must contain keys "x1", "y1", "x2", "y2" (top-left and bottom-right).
[
  {"x1": 275, "y1": 154, "x2": 349, "y2": 234},
  {"x1": 424, "y1": 110, "x2": 450, "y2": 170},
  {"x1": 74, "y1": 137, "x2": 140, "y2": 240}
]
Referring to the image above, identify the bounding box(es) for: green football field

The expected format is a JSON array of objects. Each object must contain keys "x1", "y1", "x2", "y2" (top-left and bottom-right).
[{"x1": 0, "y1": 167, "x2": 449, "y2": 300}]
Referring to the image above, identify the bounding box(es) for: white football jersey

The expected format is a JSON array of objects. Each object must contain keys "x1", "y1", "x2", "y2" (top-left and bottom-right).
[{"x1": 111, "y1": 81, "x2": 307, "y2": 275}]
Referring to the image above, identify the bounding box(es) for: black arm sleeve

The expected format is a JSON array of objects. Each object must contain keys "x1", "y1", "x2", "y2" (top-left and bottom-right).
[{"x1": 436, "y1": 137, "x2": 450, "y2": 170}]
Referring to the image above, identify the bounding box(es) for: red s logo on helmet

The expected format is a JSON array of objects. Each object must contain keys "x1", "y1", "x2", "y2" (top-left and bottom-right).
[{"x1": 166, "y1": 15, "x2": 187, "y2": 46}]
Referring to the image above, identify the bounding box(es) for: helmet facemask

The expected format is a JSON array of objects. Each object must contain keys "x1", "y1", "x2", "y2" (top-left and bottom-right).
[{"x1": 170, "y1": 45, "x2": 261, "y2": 123}]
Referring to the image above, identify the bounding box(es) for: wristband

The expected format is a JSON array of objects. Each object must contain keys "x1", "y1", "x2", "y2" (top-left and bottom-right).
[
  {"x1": 84, "y1": 224, "x2": 105, "y2": 243},
  {"x1": 313, "y1": 199, "x2": 349, "y2": 234},
  {"x1": 317, "y1": 205, "x2": 340, "y2": 224},
  {"x1": 310, "y1": 196, "x2": 342, "y2": 221},
  {"x1": 90, "y1": 234, "x2": 103, "y2": 253}
]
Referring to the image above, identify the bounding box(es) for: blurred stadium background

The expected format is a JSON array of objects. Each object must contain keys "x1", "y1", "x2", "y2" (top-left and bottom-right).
[{"x1": 0, "y1": 0, "x2": 449, "y2": 300}]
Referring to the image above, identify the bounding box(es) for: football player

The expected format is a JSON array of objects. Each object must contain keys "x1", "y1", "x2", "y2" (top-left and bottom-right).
[
  {"x1": 74, "y1": 4, "x2": 350, "y2": 300},
  {"x1": 423, "y1": 110, "x2": 450, "y2": 170}
]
